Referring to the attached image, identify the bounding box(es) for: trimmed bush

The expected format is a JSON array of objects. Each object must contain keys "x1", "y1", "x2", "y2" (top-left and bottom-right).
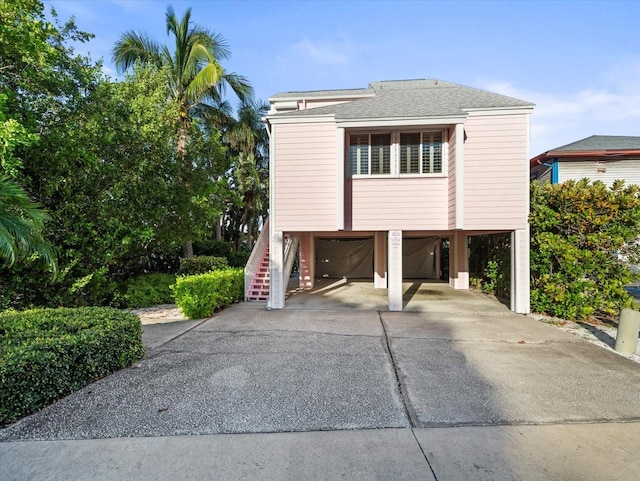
[
  {"x1": 177, "y1": 256, "x2": 228, "y2": 276},
  {"x1": 118, "y1": 273, "x2": 176, "y2": 308},
  {"x1": 228, "y1": 249, "x2": 251, "y2": 268},
  {"x1": 0, "y1": 307, "x2": 144, "y2": 425},
  {"x1": 172, "y1": 268, "x2": 244, "y2": 319}
]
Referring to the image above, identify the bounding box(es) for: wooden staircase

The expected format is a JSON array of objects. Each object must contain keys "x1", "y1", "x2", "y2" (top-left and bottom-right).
[
  {"x1": 244, "y1": 218, "x2": 299, "y2": 303},
  {"x1": 246, "y1": 245, "x2": 270, "y2": 301}
]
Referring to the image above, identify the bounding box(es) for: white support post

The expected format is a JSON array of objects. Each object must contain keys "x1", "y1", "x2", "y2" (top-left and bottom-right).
[
  {"x1": 269, "y1": 230, "x2": 285, "y2": 309},
  {"x1": 449, "y1": 231, "x2": 469, "y2": 290},
  {"x1": 511, "y1": 227, "x2": 530, "y2": 313},
  {"x1": 374, "y1": 231, "x2": 387, "y2": 288},
  {"x1": 388, "y1": 230, "x2": 403, "y2": 311}
]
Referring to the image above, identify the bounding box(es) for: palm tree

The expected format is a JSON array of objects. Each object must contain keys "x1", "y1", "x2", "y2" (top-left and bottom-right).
[
  {"x1": 224, "y1": 99, "x2": 269, "y2": 248},
  {"x1": 112, "y1": 5, "x2": 253, "y2": 256},
  {"x1": 225, "y1": 99, "x2": 269, "y2": 157},
  {"x1": 0, "y1": 176, "x2": 57, "y2": 276},
  {"x1": 233, "y1": 152, "x2": 265, "y2": 249}
]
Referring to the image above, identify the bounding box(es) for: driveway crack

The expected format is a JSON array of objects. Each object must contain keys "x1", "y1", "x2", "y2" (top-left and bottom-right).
[
  {"x1": 378, "y1": 311, "x2": 416, "y2": 428},
  {"x1": 410, "y1": 428, "x2": 440, "y2": 481}
]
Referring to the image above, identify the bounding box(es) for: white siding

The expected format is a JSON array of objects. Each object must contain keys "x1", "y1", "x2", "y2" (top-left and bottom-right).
[
  {"x1": 538, "y1": 168, "x2": 551, "y2": 183},
  {"x1": 558, "y1": 158, "x2": 640, "y2": 187}
]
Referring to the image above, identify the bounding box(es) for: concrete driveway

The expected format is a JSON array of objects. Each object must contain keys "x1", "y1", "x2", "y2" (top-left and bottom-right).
[{"x1": 2, "y1": 290, "x2": 640, "y2": 480}]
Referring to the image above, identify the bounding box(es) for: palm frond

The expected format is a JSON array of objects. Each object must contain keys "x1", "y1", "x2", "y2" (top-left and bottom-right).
[
  {"x1": 0, "y1": 177, "x2": 57, "y2": 276},
  {"x1": 191, "y1": 30, "x2": 231, "y2": 60},
  {"x1": 112, "y1": 31, "x2": 162, "y2": 72},
  {"x1": 221, "y1": 72, "x2": 254, "y2": 103},
  {"x1": 186, "y1": 60, "x2": 223, "y2": 108},
  {"x1": 195, "y1": 101, "x2": 235, "y2": 130}
]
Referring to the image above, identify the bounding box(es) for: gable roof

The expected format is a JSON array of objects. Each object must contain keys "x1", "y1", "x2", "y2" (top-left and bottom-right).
[
  {"x1": 551, "y1": 135, "x2": 640, "y2": 152},
  {"x1": 530, "y1": 135, "x2": 640, "y2": 168},
  {"x1": 268, "y1": 79, "x2": 534, "y2": 120}
]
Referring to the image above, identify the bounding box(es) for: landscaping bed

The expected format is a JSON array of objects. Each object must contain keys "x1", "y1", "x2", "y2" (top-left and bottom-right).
[{"x1": 0, "y1": 307, "x2": 144, "y2": 425}]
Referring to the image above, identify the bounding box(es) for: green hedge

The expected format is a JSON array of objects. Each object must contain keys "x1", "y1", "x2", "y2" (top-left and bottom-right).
[
  {"x1": 228, "y1": 250, "x2": 251, "y2": 268},
  {"x1": 0, "y1": 307, "x2": 144, "y2": 425},
  {"x1": 177, "y1": 256, "x2": 229, "y2": 276},
  {"x1": 172, "y1": 268, "x2": 244, "y2": 319},
  {"x1": 530, "y1": 180, "x2": 640, "y2": 319},
  {"x1": 117, "y1": 273, "x2": 176, "y2": 308}
]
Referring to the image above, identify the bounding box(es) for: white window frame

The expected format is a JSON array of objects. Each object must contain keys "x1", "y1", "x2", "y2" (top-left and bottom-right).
[{"x1": 348, "y1": 129, "x2": 448, "y2": 178}]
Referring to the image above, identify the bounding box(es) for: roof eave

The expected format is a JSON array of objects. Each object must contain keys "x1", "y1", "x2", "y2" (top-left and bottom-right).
[{"x1": 530, "y1": 149, "x2": 640, "y2": 168}]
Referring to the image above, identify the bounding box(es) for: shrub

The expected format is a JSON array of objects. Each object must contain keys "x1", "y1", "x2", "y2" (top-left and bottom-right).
[
  {"x1": 469, "y1": 233, "x2": 511, "y2": 300},
  {"x1": 0, "y1": 307, "x2": 144, "y2": 425},
  {"x1": 530, "y1": 180, "x2": 640, "y2": 320},
  {"x1": 228, "y1": 249, "x2": 251, "y2": 268},
  {"x1": 177, "y1": 256, "x2": 229, "y2": 276},
  {"x1": 193, "y1": 239, "x2": 232, "y2": 258},
  {"x1": 117, "y1": 273, "x2": 176, "y2": 308},
  {"x1": 172, "y1": 268, "x2": 244, "y2": 319}
]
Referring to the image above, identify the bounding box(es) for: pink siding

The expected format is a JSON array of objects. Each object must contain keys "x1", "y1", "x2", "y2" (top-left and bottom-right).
[
  {"x1": 447, "y1": 126, "x2": 457, "y2": 229},
  {"x1": 463, "y1": 114, "x2": 529, "y2": 230},
  {"x1": 346, "y1": 178, "x2": 448, "y2": 231},
  {"x1": 273, "y1": 122, "x2": 337, "y2": 231}
]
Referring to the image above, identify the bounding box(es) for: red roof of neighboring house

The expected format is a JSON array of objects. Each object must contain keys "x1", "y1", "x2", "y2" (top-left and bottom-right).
[{"x1": 530, "y1": 135, "x2": 640, "y2": 168}]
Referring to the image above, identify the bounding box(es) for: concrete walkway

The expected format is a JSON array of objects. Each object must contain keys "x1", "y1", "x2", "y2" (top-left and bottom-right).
[{"x1": 2, "y1": 291, "x2": 640, "y2": 480}]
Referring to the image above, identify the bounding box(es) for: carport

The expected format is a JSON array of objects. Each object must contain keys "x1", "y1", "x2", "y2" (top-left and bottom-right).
[
  {"x1": 315, "y1": 236, "x2": 440, "y2": 280},
  {"x1": 285, "y1": 278, "x2": 491, "y2": 312},
  {"x1": 295, "y1": 232, "x2": 444, "y2": 311}
]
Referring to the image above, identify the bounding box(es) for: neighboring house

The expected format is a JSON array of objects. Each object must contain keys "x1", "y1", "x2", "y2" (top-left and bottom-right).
[
  {"x1": 245, "y1": 79, "x2": 534, "y2": 313},
  {"x1": 530, "y1": 135, "x2": 640, "y2": 186}
]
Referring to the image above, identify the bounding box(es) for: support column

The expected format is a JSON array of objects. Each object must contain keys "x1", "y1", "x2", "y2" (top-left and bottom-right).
[
  {"x1": 449, "y1": 231, "x2": 469, "y2": 290},
  {"x1": 269, "y1": 230, "x2": 285, "y2": 309},
  {"x1": 374, "y1": 231, "x2": 387, "y2": 288},
  {"x1": 511, "y1": 227, "x2": 530, "y2": 313},
  {"x1": 299, "y1": 232, "x2": 315, "y2": 290},
  {"x1": 388, "y1": 230, "x2": 403, "y2": 311}
]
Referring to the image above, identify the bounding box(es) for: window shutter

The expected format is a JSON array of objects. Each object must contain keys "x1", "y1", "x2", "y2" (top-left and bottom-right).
[
  {"x1": 349, "y1": 135, "x2": 369, "y2": 175},
  {"x1": 371, "y1": 134, "x2": 391, "y2": 174},
  {"x1": 400, "y1": 133, "x2": 420, "y2": 174},
  {"x1": 422, "y1": 132, "x2": 443, "y2": 173}
]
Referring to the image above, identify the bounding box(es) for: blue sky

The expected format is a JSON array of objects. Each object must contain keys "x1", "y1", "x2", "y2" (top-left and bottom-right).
[{"x1": 44, "y1": 0, "x2": 640, "y2": 156}]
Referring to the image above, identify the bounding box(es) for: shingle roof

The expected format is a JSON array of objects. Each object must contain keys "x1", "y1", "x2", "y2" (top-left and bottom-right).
[
  {"x1": 269, "y1": 88, "x2": 373, "y2": 100},
  {"x1": 268, "y1": 79, "x2": 534, "y2": 119},
  {"x1": 551, "y1": 135, "x2": 640, "y2": 152}
]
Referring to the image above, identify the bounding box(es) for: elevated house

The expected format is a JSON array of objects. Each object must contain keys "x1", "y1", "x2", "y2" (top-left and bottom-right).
[
  {"x1": 245, "y1": 79, "x2": 534, "y2": 313},
  {"x1": 530, "y1": 135, "x2": 640, "y2": 186}
]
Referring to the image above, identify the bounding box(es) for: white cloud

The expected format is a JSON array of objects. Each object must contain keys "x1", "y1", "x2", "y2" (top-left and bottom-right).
[
  {"x1": 278, "y1": 37, "x2": 352, "y2": 67},
  {"x1": 292, "y1": 38, "x2": 348, "y2": 65},
  {"x1": 478, "y1": 62, "x2": 640, "y2": 156}
]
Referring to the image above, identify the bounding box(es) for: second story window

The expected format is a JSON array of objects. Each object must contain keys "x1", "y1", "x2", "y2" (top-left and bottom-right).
[
  {"x1": 399, "y1": 132, "x2": 443, "y2": 174},
  {"x1": 349, "y1": 130, "x2": 445, "y2": 177},
  {"x1": 349, "y1": 133, "x2": 391, "y2": 175}
]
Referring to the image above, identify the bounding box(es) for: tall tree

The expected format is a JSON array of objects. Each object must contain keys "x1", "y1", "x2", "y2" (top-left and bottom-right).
[
  {"x1": 112, "y1": 5, "x2": 253, "y2": 257},
  {"x1": 224, "y1": 99, "x2": 269, "y2": 248}
]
